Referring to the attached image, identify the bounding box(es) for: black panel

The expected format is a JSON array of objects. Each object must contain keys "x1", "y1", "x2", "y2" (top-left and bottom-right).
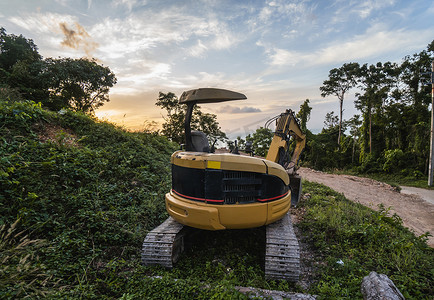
[
  {"x1": 261, "y1": 174, "x2": 289, "y2": 200},
  {"x1": 172, "y1": 165, "x2": 205, "y2": 199},
  {"x1": 171, "y1": 164, "x2": 288, "y2": 205}
]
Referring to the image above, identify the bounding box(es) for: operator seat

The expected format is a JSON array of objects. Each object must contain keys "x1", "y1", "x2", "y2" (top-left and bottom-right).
[{"x1": 191, "y1": 131, "x2": 210, "y2": 152}]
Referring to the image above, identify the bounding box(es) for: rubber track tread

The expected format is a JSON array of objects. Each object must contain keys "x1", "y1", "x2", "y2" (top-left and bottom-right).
[
  {"x1": 265, "y1": 212, "x2": 300, "y2": 281},
  {"x1": 141, "y1": 217, "x2": 184, "y2": 268}
]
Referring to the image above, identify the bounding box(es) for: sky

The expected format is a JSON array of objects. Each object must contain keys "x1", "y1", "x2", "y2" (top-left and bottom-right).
[{"x1": 1, "y1": 0, "x2": 433, "y2": 139}]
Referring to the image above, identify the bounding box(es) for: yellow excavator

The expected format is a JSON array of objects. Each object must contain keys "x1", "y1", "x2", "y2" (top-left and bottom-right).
[{"x1": 142, "y1": 88, "x2": 306, "y2": 281}]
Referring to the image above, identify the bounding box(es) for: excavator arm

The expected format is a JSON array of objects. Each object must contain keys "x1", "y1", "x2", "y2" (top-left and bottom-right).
[
  {"x1": 265, "y1": 109, "x2": 306, "y2": 206},
  {"x1": 265, "y1": 109, "x2": 306, "y2": 172}
]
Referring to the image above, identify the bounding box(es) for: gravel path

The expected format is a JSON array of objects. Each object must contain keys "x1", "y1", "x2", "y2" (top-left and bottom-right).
[{"x1": 298, "y1": 168, "x2": 434, "y2": 247}]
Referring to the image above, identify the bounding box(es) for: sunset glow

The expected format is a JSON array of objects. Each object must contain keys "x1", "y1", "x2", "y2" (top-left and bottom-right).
[{"x1": 1, "y1": 0, "x2": 433, "y2": 137}]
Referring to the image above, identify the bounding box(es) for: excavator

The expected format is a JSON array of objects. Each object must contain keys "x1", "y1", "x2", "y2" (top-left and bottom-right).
[{"x1": 142, "y1": 88, "x2": 306, "y2": 281}]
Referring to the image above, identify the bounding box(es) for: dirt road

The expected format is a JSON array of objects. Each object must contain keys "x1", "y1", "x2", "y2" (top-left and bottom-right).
[{"x1": 298, "y1": 168, "x2": 434, "y2": 247}]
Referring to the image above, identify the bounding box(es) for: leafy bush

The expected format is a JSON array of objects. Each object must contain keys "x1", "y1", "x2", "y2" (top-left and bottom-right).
[
  {"x1": 355, "y1": 153, "x2": 382, "y2": 173},
  {"x1": 383, "y1": 149, "x2": 405, "y2": 173}
]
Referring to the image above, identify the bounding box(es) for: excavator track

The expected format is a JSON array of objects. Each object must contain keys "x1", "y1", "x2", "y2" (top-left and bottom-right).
[
  {"x1": 142, "y1": 213, "x2": 300, "y2": 281},
  {"x1": 141, "y1": 217, "x2": 186, "y2": 268},
  {"x1": 265, "y1": 212, "x2": 300, "y2": 281}
]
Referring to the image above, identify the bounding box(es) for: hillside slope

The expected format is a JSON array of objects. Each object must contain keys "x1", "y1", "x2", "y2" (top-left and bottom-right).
[{"x1": 0, "y1": 100, "x2": 178, "y2": 297}]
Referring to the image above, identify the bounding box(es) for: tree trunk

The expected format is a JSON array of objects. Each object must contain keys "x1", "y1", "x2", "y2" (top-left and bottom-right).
[
  {"x1": 361, "y1": 271, "x2": 404, "y2": 300},
  {"x1": 369, "y1": 110, "x2": 372, "y2": 154},
  {"x1": 352, "y1": 137, "x2": 356, "y2": 164},
  {"x1": 338, "y1": 98, "x2": 343, "y2": 146}
]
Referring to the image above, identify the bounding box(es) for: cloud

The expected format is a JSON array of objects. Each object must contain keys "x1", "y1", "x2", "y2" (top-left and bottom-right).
[
  {"x1": 268, "y1": 48, "x2": 299, "y2": 66},
  {"x1": 188, "y1": 40, "x2": 208, "y2": 58},
  {"x1": 59, "y1": 22, "x2": 98, "y2": 57},
  {"x1": 248, "y1": 0, "x2": 316, "y2": 34},
  {"x1": 329, "y1": 0, "x2": 396, "y2": 25},
  {"x1": 257, "y1": 0, "x2": 312, "y2": 24},
  {"x1": 217, "y1": 105, "x2": 261, "y2": 114},
  {"x1": 110, "y1": 62, "x2": 172, "y2": 95},
  {"x1": 8, "y1": 12, "x2": 78, "y2": 34},
  {"x1": 262, "y1": 24, "x2": 433, "y2": 68},
  {"x1": 354, "y1": 0, "x2": 396, "y2": 19},
  {"x1": 112, "y1": 0, "x2": 145, "y2": 12},
  {"x1": 7, "y1": 12, "x2": 100, "y2": 58}
]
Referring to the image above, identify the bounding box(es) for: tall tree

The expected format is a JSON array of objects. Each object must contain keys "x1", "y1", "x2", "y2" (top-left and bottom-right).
[
  {"x1": 296, "y1": 99, "x2": 312, "y2": 133},
  {"x1": 347, "y1": 115, "x2": 362, "y2": 164},
  {"x1": 44, "y1": 58, "x2": 117, "y2": 112},
  {"x1": 354, "y1": 62, "x2": 397, "y2": 158},
  {"x1": 320, "y1": 62, "x2": 359, "y2": 145},
  {"x1": 156, "y1": 91, "x2": 227, "y2": 145}
]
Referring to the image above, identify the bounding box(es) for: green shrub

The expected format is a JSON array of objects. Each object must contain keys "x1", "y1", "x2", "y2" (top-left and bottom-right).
[{"x1": 383, "y1": 149, "x2": 405, "y2": 173}]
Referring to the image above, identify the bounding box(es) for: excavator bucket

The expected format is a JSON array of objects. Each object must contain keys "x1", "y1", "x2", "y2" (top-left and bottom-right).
[{"x1": 289, "y1": 175, "x2": 302, "y2": 207}]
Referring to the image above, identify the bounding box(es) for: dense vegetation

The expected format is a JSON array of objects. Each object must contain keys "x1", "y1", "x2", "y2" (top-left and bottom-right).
[
  {"x1": 0, "y1": 99, "x2": 176, "y2": 298},
  {"x1": 302, "y1": 41, "x2": 434, "y2": 178},
  {"x1": 1, "y1": 100, "x2": 432, "y2": 298}
]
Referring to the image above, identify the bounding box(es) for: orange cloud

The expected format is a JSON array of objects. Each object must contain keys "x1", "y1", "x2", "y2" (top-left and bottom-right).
[{"x1": 59, "y1": 22, "x2": 98, "y2": 57}]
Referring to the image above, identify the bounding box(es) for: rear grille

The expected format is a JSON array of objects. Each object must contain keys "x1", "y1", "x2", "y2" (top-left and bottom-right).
[{"x1": 222, "y1": 171, "x2": 261, "y2": 204}]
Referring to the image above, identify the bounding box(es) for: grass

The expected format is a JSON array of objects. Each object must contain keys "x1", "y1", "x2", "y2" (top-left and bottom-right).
[
  {"x1": 297, "y1": 181, "x2": 433, "y2": 299},
  {"x1": 332, "y1": 169, "x2": 434, "y2": 190},
  {"x1": 361, "y1": 172, "x2": 434, "y2": 190},
  {"x1": 1, "y1": 99, "x2": 432, "y2": 299}
]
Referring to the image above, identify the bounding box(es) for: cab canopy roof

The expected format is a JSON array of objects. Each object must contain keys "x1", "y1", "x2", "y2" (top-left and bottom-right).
[{"x1": 179, "y1": 88, "x2": 247, "y2": 104}]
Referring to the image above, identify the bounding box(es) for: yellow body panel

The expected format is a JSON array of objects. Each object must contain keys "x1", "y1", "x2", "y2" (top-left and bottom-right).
[
  {"x1": 172, "y1": 151, "x2": 289, "y2": 184},
  {"x1": 166, "y1": 190, "x2": 291, "y2": 230},
  {"x1": 172, "y1": 151, "x2": 268, "y2": 173},
  {"x1": 167, "y1": 151, "x2": 291, "y2": 230}
]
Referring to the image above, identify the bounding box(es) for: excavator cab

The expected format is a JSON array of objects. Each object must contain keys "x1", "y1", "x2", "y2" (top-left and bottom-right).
[
  {"x1": 180, "y1": 88, "x2": 247, "y2": 152},
  {"x1": 142, "y1": 88, "x2": 306, "y2": 281}
]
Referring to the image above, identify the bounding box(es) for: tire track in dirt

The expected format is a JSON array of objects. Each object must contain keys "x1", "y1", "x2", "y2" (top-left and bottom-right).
[{"x1": 298, "y1": 168, "x2": 434, "y2": 247}]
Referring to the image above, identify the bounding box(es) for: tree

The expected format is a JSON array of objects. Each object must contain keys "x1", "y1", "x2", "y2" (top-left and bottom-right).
[
  {"x1": 44, "y1": 58, "x2": 117, "y2": 112},
  {"x1": 305, "y1": 40, "x2": 434, "y2": 173},
  {"x1": 354, "y1": 62, "x2": 397, "y2": 158},
  {"x1": 0, "y1": 27, "x2": 41, "y2": 72},
  {"x1": 246, "y1": 127, "x2": 273, "y2": 157},
  {"x1": 320, "y1": 62, "x2": 359, "y2": 145},
  {"x1": 347, "y1": 115, "x2": 362, "y2": 164},
  {"x1": 235, "y1": 136, "x2": 246, "y2": 149},
  {"x1": 323, "y1": 111, "x2": 339, "y2": 131},
  {"x1": 0, "y1": 27, "x2": 47, "y2": 101},
  {"x1": 156, "y1": 91, "x2": 227, "y2": 145},
  {"x1": 296, "y1": 99, "x2": 312, "y2": 133}
]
